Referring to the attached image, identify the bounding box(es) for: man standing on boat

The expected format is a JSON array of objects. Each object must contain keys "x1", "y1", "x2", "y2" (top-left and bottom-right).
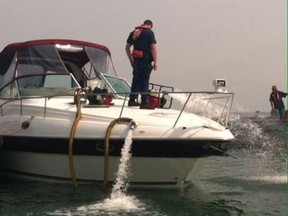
[
  {"x1": 125, "y1": 19, "x2": 158, "y2": 109},
  {"x1": 269, "y1": 85, "x2": 287, "y2": 119}
]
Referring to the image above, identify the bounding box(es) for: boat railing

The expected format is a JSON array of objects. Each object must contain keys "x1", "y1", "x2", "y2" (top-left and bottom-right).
[
  {"x1": 132, "y1": 91, "x2": 234, "y2": 127},
  {"x1": 73, "y1": 89, "x2": 234, "y2": 127},
  {"x1": 0, "y1": 89, "x2": 234, "y2": 128}
]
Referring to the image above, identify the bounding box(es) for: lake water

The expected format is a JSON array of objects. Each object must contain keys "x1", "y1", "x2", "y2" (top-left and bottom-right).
[{"x1": 0, "y1": 113, "x2": 286, "y2": 216}]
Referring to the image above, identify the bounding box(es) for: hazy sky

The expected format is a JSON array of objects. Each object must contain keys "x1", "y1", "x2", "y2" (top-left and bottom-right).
[{"x1": 0, "y1": 0, "x2": 286, "y2": 112}]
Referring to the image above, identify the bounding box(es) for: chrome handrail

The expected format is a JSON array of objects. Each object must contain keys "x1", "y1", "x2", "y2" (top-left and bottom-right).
[{"x1": 0, "y1": 90, "x2": 234, "y2": 128}]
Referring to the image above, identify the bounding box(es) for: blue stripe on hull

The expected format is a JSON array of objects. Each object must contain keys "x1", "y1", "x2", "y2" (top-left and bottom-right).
[{"x1": 1, "y1": 136, "x2": 229, "y2": 157}]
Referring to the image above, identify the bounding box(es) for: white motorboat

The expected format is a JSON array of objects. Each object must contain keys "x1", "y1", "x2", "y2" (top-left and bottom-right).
[{"x1": 0, "y1": 39, "x2": 234, "y2": 188}]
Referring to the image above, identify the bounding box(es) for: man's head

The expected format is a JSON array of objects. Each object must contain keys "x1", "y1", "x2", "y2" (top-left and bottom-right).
[
  {"x1": 143, "y1": 19, "x2": 153, "y2": 28},
  {"x1": 272, "y1": 85, "x2": 277, "y2": 92}
]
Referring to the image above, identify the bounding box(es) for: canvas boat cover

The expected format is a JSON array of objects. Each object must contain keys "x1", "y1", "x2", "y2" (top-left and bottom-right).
[{"x1": 0, "y1": 39, "x2": 114, "y2": 91}]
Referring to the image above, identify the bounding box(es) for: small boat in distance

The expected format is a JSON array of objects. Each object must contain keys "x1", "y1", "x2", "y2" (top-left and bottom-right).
[{"x1": 0, "y1": 39, "x2": 234, "y2": 188}]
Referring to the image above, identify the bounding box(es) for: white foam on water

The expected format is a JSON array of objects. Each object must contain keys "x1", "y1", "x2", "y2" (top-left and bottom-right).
[
  {"x1": 77, "y1": 194, "x2": 145, "y2": 214},
  {"x1": 47, "y1": 210, "x2": 73, "y2": 216},
  {"x1": 48, "y1": 194, "x2": 145, "y2": 216},
  {"x1": 235, "y1": 175, "x2": 287, "y2": 184}
]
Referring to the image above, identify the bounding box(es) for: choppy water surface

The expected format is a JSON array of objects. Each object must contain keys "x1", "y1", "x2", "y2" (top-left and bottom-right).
[{"x1": 0, "y1": 113, "x2": 286, "y2": 216}]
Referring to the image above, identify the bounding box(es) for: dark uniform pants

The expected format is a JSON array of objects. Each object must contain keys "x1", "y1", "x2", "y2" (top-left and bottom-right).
[{"x1": 130, "y1": 60, "x2": 152, "y2": 105}]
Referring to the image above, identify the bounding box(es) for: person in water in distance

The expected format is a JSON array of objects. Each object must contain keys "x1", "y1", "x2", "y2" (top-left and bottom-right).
[{"x1": 269, "y1": 85, "x2": 287, "y2": 119}]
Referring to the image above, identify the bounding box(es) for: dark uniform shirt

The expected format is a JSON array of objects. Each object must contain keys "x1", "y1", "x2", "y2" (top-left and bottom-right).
[{"x1": 127, "y1": 28, "x2": 156, "y2": 62}]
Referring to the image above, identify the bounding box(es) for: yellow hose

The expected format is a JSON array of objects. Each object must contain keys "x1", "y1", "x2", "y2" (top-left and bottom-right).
[
  {"x1": 68, "y1": 88, "x2": 83, "y2": 190},
  {"x1": 103, "y1": 117, "x2": 133, "y2": 190}
]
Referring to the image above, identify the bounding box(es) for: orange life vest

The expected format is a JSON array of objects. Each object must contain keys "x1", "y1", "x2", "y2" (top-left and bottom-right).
[
  {"x1": 132, "y1": 25, "x2": 151, "y2": 58},
  {"x1": 132, "y1": 25, "x2": 151, "y2": 41}
]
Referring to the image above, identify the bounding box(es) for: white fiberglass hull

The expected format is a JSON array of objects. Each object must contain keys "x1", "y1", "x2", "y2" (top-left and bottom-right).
[
  {"x1": 0, "y1": 97, "x2": 233, "y2": 188},
  {"x1": 0, "y1": 151, "x2": 208, "y2": 188}
]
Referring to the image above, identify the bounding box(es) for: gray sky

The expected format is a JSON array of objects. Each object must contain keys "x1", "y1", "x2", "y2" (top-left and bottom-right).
[{"x1": 0, "y1": 0, "x2": 286, "y2": 112}]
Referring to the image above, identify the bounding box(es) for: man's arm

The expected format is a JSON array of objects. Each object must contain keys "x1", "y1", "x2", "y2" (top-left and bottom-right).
[
  {"x1": 279, "y1": 91, "x2": 288, "y2": 97},
  {"x1": 151, "y1": 43, "x2": 158, "y2": 70},
  {"x1": 125, "y1": 43, "x2": 134, "y2": 67}
]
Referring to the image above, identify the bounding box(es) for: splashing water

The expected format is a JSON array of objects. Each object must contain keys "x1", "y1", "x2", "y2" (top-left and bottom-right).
[
  {"x1": 170, "y1": 90, "x2": 210, "y2": 113},
  {"x1": 111, "y1": 129, "x2": 133, "y2": 198},
  {"x1": 170, "y1": 90, "x2": 232, "y2": 125},
  {"x1": 229, "y1": 113, "x2": 285, "y2": 147},
  {"x1": 77, "y1": 194, "x2": 144, "y2": 215},
  {"x1": 229, "y1": 114, "x2": 264, "y2": 143},
  {"x1": 77, "y1": 127, "x2": 145, "y2": 214}
]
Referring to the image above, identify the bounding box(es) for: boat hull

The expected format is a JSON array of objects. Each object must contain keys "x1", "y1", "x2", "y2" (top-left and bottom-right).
[
  {"x1": 0, "y1": 150, "x2": 208, "y2": 188},
  {"x1": 0, "y1": 110, "x2": 232, "y2": 188}
]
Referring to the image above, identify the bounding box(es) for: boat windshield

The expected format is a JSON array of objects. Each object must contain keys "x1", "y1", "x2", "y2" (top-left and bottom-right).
[
  {"x1": 82, "y1": 47, "x2": 130, "y2": 97},
  {"x1": 84, "y1": 47, "x2": 116, "y2": 78},
  {"x1": 103, "y1": 74, "x2": 130, "y2": 93}
]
